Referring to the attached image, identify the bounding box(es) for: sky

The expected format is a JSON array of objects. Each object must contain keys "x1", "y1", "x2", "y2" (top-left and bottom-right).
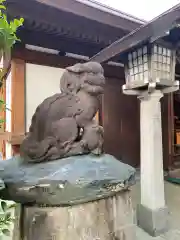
[{"x1": 97, "y1": 0, "x2": 180, "y2": 21}]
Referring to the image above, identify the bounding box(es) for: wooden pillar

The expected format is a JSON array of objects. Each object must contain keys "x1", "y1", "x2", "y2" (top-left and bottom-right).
[
  {"x1": 0, "y1": 72, "x2": 6, "y2": 159},
  {"x1": 161, "y1": 94, "x2": 174, "y2": 170},
  {"x1": 11, "y1": 58, "x2": 25, "y2": 155},
  {"x1": 167, "y1": 93, "x2": 174, "y2": 169},
  {"x1": 95, "y1": 111, "x2": 99, "y2": 123}
]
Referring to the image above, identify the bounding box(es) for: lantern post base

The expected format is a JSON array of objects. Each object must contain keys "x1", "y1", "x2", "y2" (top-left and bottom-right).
[{"x1": 136, "y1": 204, "x2": 169, "y2": 237}]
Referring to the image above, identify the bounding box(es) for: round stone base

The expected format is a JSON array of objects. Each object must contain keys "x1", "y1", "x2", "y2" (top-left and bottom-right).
[{"x1": 14, "y1": 191, "x2": 136, "y2": 240}]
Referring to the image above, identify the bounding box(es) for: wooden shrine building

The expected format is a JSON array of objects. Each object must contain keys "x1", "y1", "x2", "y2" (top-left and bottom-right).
[{"x1": 1, "y1": 0, "x2": 179, "y2": 170}]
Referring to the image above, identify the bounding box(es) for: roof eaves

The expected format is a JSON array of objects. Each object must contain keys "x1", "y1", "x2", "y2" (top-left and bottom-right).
[
  {"x1": 77, "y1": 0, "x2": 146, "y2": 25},
  {"x1": 90, "y1": 3, "x2": 180, "y2": 63}
]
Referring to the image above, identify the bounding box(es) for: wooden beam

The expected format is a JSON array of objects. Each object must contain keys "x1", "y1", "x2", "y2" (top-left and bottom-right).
[
  {"x1": 35, "y1": 0, "x2": 144, "y2": 30},
  {"x1": 0, "y1": 73, "x2": 6, "y2": 159},
  {"x1": 168, "y1": 93, "x2": 174, "y2": 169},
  {"x1": 11, "y1": 58, "x2": 25, "y2": 138},
  {"x1": 6, "y1": 0, "x2": 144, "y2": 33},
  {"x1": 90, "y1": 4, "x2": 180, "y2": 63},
  {"x1": 17, "y1": 29, "x2": 106, "y2": 57},
  {"x1": 12, "y1": 47, "x2": 125, "y2": 79}
]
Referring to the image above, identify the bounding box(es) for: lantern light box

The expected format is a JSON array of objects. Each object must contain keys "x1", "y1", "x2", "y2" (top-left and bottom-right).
[{"x1": 124, "y1": 42, "x2": 176, "y2": 90}]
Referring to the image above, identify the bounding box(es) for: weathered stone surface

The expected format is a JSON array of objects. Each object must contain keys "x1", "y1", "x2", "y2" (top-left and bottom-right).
[
  {"x1": 0, "y1": 154, "x2": 135, "y2": 206},
  {"x1": 19, "y1": 192, "x2": 136, "y2": 240},
  {"x1": 0, "y1": 178, "x2": 4, "y2": 190},
  {"x1": 13, "y1": 193, "x2": 136, "y2": 240},
  {"x1": 137, "y1": 204, "x2": 169, "y2": 236},
  {"x1": 21, "y1": 62, "x2": 105, "y2": 163}
]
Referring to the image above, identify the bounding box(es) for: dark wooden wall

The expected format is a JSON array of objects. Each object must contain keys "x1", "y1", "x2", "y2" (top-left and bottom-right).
[
  {"x1": 161, "y1": 95, "x2": 172, "y2": 170},
  {"x1": 102, "y1": 77, "x2": 172, "y2": 169},
  {"x1": 102, "y1": 77, "x2": 140, "y2": 167}
]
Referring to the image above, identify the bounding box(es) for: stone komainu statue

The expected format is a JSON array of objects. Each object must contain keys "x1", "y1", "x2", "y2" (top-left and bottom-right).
[{"x1": 20, "y1": 62, "x2": 105, "y2": 162}]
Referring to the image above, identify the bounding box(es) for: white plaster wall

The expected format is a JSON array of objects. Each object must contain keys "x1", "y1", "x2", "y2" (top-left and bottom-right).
[{"x1": 25, "y1": 64, "x2": 65, "y2": 131}]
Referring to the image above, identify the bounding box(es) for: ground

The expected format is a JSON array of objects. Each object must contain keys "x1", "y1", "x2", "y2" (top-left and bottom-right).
[{"x1": 131, "y1": 181, "x2": 180, "y2": 239}]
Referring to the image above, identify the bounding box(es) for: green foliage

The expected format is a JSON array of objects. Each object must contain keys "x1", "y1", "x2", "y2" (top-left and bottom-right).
[
  {"x1": 0, "y1": 200, "x2": 16, "y2": 239},
  {"x1": 0, "y1": 0, "x2": 23, "y2": 126},
  {"x1": 0, "y1": 0, "x2": 24, "y2": 82},
  {"x1": 0, "y1": 98, "x2": 11, "y2": 129},
  {"x1": 0, "y1": 0, "x2": 23, "y2": 237},
  {"x1": 0, "y1": 0, "x2": 24, "y2": 50}
]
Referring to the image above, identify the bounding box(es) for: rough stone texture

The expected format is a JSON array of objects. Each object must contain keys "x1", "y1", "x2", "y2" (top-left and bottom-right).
[
  {"x1": 20, "y1": 62, "x2": 105, "y2": 163},
  {"x1": 136, "y1": 204, "x2": 169, "y2": 236},
  {"x1": 9, "y1": 181, "x2": 180, "y2": 240},
  {"x1": 131, "y1": 181, "x2": 180, "y2": 240},
  {"x1": 0, "y1": 154, "x2": 135, "y2": 206},
  {"x1": 17, "y1": 192, "x2": 135, "y2": 240},
  {"x1": 0, "y1": 178, "x2": 4, "y2": 190},
  {"x1": 139, "y1": 91, "x2": 165, "y2": 210},
  {"x1": 12, "y1": 204, "x2": 21, "y2": 240},
  {"x1": 137, "y1": 91, "x2": 168, "y2": 237}
]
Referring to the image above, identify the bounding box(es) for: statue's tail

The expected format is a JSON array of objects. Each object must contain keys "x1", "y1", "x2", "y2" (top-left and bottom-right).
[{"x1": 20, "y1": 136, "x2": 56, "y2": 163}]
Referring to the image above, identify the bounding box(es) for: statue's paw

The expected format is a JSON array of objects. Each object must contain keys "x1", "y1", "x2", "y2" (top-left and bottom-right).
[
  {"x1": 92, "y1": 125, "x2": 104, "y2": 134},
  {"x1": 91, "y1": 147, "x2": 102, "y2": 155},
  {"x1": 80, "y1": 140, "x2": 88, "y2": 148},
  {"x1": 98, "y1": 126, "x2": 104, "y2": 134}
]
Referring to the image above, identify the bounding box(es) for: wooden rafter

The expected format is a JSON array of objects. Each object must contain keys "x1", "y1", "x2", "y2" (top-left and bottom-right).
[
  {"x1": 6, "y1": 0, "x2": 145, "y2": 59},
  {"x1": 6, "y1": 0, "x2": 144, "y2": 33},
  {"x1": 90, "y1": 4, "x2": 180, "y2": 63},
  {"x1": 12, "y1": 46, "x2": 125, "y2": 79}
]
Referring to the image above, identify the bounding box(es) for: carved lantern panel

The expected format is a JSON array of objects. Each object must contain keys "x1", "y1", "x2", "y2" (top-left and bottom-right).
[{"x1": 124, "y1": 42, "x2": 176, "y2": 90}]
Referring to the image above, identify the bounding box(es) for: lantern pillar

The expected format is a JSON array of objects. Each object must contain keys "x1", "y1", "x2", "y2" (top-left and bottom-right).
[
  {"x1": 137, "y1": 90, "x2": 168, "y2": 236},
  {"x1": 123, "y1": 81, "x2": 178, "y2": 236}
]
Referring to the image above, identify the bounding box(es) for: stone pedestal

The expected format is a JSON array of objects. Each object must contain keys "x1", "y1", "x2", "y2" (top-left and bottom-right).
[
  {"x1": 137, "y1": 90, "x2": 169, "y2": 236},
  {"x1": 14, "y1": 191, "x2": 135, "y2": 240},
  {"x1": 0, "y1": 154, "x2": 136, "y2": 240}
]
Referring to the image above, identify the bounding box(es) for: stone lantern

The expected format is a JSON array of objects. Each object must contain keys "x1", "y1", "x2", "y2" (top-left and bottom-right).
[
  {"x1": 91, "y1": 39, "x2": 179, "y2": 236},
  {"x1": 89, "y1": 4, "x2": 180, "y2": 237},
  {"x1": 122, "y1": 40, "x2": 179, "y2": 237}
]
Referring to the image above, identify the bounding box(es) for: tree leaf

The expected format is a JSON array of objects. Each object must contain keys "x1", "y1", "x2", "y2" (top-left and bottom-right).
[
  {"x1": 7, "y1": 203, "x2": 16, "y2": 210},
  {"x1": 4, "y1": 212, "x2": 11, "y2": 221},
  {"x1": 1, "y1": 201, "x2": 7, "y2": 212},
  {"x1": 0, "y1": 5, "x2": 6, "y2": 10},
  {"x1": 0, "y1": 0, "x2": 5, "y2": 5},
  {"x1": 20, "y1": 18, "x2": 24, "y2": 24},
  {"x1": 2, "y1": 229, "x2": 10, "y2": 236}
]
